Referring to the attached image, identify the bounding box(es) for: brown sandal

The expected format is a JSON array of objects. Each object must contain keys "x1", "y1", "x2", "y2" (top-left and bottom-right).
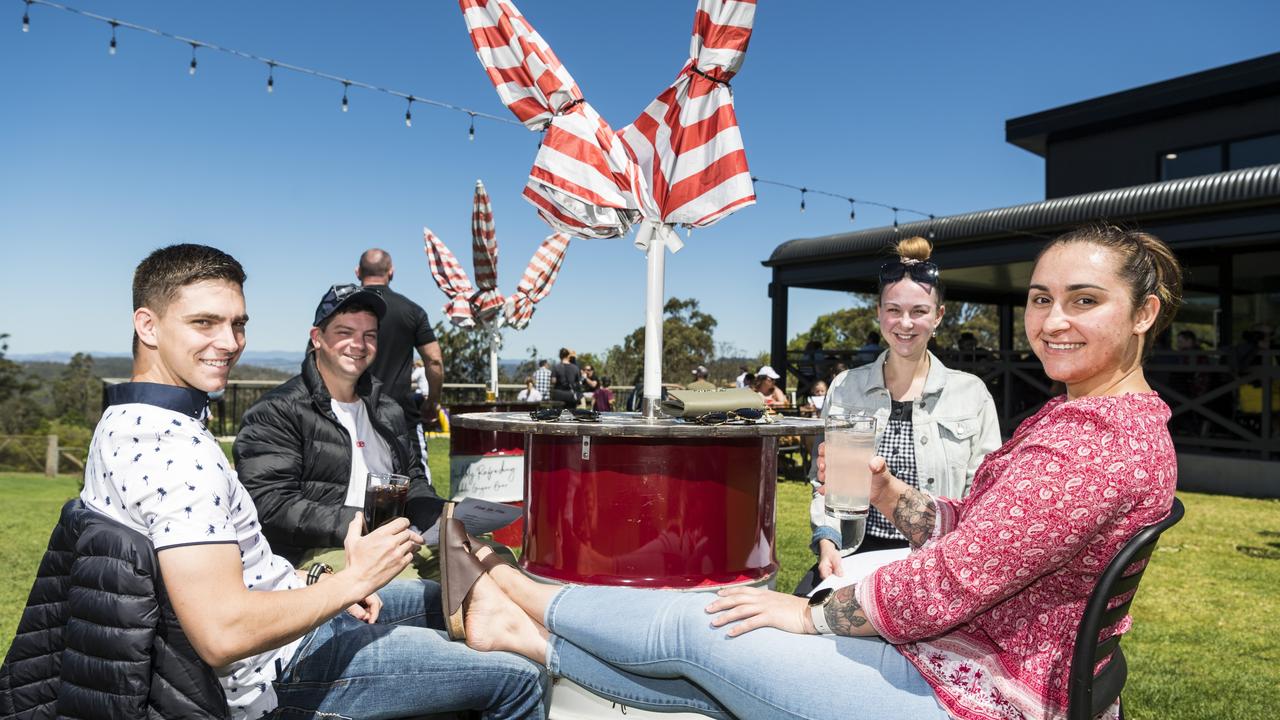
[
  {"x1": 439, "y1": 503, "x2": 486, "y2": 641},
  {"x1": 471, "y1": 540, "x2": 517, "y2": 573}
]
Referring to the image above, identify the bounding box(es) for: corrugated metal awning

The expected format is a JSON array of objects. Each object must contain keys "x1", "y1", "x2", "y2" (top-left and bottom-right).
[{"x1": 764, "y1": 163, "x2": 1280, "y2": 267}]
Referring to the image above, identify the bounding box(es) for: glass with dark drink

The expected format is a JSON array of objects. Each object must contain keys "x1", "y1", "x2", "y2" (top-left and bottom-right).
[{"x1": 363, "y1": 472, "x2": 409, "y2": 534}]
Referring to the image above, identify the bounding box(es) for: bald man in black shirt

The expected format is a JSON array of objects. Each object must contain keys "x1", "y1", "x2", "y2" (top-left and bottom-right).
[{"x1": 357, "y1": 248, "x2": 444, "y2": 476}]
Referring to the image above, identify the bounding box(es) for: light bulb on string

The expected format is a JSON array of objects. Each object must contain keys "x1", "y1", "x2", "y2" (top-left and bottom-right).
[
  {"x1": 927, "y1": 215, "x2": 936, "y2": 240},
  {"x1": 892, "y1": 208, "x2": 899, "y2": 232},
  {"x1": 799, "y1": 188, "x2": 807, "y2": 213},
  {"x1": 341, "y1": 82, "x2": 349, "y2": 112},
  {"x1": 266, "y1": 63, "x2": 274, "y2": 93},
  {"x1": 22, "y1": 1, "x2": 30, "y2": 32},
  {"x1": 188, "y1": 43, "x2": 198, "y2": 76},
  {"x1": 468, "y1": 112, "x2": 476, "y2": 141},
  {"x1": 108, "y1": 22, "x2": 117, "y2": 54},
  {"x1": 405, "y1": 98, "x2": 413, "y2": 128},
  {"x1": 848, "y1": 199, "x2": 856, "y2": 223}
]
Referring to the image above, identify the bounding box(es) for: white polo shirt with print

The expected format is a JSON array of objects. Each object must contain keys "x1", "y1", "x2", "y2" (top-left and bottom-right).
[{"x1": 81, "y1": 382, "x2": 303, "y2": 720}]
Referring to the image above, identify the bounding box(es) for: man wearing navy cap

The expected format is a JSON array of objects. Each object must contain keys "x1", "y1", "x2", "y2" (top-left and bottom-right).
[
  {"x1": 83, "y1": 247, "x2": 545, "y2": 719},
  {"x1": 235, "y1": 284, "x2": 445, "y2": 567}
]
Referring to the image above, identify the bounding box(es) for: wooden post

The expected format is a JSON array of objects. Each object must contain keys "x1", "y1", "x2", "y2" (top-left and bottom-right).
[
  {"x1": 45, "y1": 434, "x2": 59, "y2": 477},
  {"x1": 769, "y1": 279, "x2": 789, "y2": 393}
]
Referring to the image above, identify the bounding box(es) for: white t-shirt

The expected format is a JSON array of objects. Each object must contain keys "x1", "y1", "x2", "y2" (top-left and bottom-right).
[
  {"x1": 410, "y1": 365, "x2": 430, "y2": 396},
  {"x1": 330, "y1": 398, "x2": 394, "y2": 507},
  {"x1": 517, "y1": 387, "x2": 543, "y2": 402},
  {"x1": 81, "y1": 383, "x2": 302, "y2": 720}
]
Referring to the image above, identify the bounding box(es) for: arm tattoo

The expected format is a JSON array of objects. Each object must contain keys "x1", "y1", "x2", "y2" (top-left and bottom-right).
[
  {"x1": 892, "y1": 486, "x2": 937, "y2": 549},
  {"x1": 824, "y1": 585, "x2": 870, "y2": 636}
]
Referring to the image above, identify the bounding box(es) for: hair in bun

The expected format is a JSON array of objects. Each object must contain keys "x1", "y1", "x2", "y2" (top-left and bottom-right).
[{"x1": 893, "y1": 236, "x2": 933, "y2": 263}]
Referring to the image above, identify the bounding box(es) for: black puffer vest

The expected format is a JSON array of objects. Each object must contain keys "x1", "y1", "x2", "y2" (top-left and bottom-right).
[
  {"x1": 0, "y1": 499, "x2": 228, "y2": 719},
  {"x1": 233, "y1": 352, "x2": 442, "y2": 564}
]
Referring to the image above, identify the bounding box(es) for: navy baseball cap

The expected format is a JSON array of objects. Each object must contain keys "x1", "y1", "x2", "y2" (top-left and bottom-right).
[{"x1": 313, "y1": 283, "x2": 387, "y2": 327}]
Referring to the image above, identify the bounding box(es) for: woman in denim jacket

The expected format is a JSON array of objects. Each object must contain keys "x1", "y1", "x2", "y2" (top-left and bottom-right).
[{"x1": 796, "y1": 236, "x2": 1001, "y2": 594}]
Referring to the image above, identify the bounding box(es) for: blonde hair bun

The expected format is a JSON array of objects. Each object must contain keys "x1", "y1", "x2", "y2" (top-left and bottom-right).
[{"x1": 894, "y1": 236, "x2": 933, "y2": 263}]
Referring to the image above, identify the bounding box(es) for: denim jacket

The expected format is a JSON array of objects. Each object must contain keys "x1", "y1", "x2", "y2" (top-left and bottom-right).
[{"x1": 808, "y1": 351, "x2": 1001, "y2": 552}]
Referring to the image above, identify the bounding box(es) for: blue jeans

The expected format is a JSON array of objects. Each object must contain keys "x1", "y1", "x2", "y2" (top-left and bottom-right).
[
  {"x1": 545, "y1": 587, "x2": 948, "y2": 720},
  {"x1": 271, "y1": 580, "x2": 546, "y2": 719}
]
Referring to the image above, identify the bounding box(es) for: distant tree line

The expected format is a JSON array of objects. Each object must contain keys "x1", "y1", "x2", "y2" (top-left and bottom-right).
[
  {"x1": 0, "y1": 335, "x2": 289, "y2": 463},
  {"x1": 432, "y1": 294, "x2": 1006, "y2": 394}
]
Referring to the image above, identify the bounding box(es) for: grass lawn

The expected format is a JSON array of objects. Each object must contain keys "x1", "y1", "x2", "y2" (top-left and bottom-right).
[{"x1": 2, "y1": 439, "x2": 1277, "y2": 719}]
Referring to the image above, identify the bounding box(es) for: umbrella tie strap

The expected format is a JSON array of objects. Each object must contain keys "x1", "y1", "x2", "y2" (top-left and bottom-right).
[
  {"x1": 689, "y1": 66, "x2": 731, "y2": 86},
  {"x1": 541, "y1": 98, "x2": 587, "y2": 129}
]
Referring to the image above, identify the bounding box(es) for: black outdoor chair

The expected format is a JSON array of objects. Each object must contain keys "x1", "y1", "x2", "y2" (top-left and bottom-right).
[{"x1": 1067, "y1": 496, "x2": 1185, "y2": 720}]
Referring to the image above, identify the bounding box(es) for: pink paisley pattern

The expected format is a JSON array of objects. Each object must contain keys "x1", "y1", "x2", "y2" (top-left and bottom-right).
[{"x1": 857, "y1": 393, "x2": 1176, "y2": 720}]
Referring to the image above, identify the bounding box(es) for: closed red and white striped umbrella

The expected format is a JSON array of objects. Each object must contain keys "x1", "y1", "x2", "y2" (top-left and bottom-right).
[
  {"x1": 460, "y1": 0, "x2": 641, "y2": 239},
  {"x1": 619, "y1": 0, "x2": 756, "y2": 229},
  {"x1": 422, "y1": 227, "x2": 477, "y2": 328},
  {"x1": 470, "y1": 179, "x2": 505, "y2": 322},
  {"x1": 504, "y1": 232, "x2": 571, "y2": 329},
  {"x1": 460, "y1": 0, "x2": 756, "y2": 416}
]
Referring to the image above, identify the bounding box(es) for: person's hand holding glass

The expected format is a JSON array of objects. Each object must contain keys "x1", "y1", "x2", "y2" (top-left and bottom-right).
[{"x1": 816, "y1": 411, "x2": 878, "y2": 561}]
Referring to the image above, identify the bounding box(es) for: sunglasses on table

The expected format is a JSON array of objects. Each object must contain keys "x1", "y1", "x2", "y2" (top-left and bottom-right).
[
  {"x1": 878, "y1": 260, "x2": 939, "y2": 287},
  {"x1": 691, "y1": 408, "x2": 775, "y2": 426},
  {"x1": 530, "y1": 408, "x2": 601, "y2": 422}
]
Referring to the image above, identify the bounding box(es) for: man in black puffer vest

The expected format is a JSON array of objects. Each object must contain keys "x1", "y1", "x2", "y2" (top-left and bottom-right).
[{"x1": 235, "y1": 284, "x2": 445, "y2": 568}]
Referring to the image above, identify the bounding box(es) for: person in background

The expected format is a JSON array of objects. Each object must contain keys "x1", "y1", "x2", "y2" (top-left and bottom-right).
[
  {"x1": 856, "y1": 332, "x2": 883, "y2": 366},
  {"x1": 798, "y1": 340, "x2": 827, "y2": 397},
  {"x1": 734, "y1": 365, "x2": 750, "y2": 389},
  {"x1": 410, "y1": 358, "x2": 431, "y2": 423},
  {"x1": 823, "y1": 361, "x2": 848, "y2": 388},
  {"x1": 800, "y1": 379, "x2": 828, "y2": 417},
  {"x1": 517, "y1": 376, "x2": 543, "y2": 403},
  {"x1": 796, "y1": 236, "x2": 1002, "y2": 595},
  {"x1": 688, "y1": 365, "x2": 716, "y2": 390},
  {"x1": 533, "y1": 359, "x2": 552, "y2": 399},
  {"x1": 550, "y1": 348, "x2": 582, "y2": 409},
  {"x1": 754, "y1": 365, "x2": 789, "y2": 407},
  {"x1": 357, "y1": 248, "x2": 442, "y2": 479},
  {"x1": 581, "y1": 363, "x2": 600, "y2": 408},
  {"x1": 593, "y1": 376, "x2": 615, "y2": 412}
]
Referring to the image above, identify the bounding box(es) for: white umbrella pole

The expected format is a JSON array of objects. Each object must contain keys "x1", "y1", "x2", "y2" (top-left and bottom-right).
[
  {"x1": 488, "y1": 327, "x2": 500, "y2": 402},
  {"x1": 641, "y1": 228, "x2": 666, "y2": 420}
]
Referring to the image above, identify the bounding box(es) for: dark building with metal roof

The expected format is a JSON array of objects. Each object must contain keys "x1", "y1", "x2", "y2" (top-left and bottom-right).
[{"x1": 764, "y1": 53, "x2": 1280, "y2": 497}]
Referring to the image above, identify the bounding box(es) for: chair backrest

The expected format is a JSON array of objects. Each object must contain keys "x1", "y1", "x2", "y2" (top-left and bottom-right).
[{"x1": 1068, "y1": 496, "x2": 1185, "y2": 720}]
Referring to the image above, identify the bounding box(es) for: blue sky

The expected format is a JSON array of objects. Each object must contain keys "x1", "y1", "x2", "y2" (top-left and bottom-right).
[{"x1": 2, "y1": 0, "x2": 1277, "y2": 362}]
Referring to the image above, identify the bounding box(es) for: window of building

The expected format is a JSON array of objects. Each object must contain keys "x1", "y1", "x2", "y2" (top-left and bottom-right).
[
  {"x1": 1228, "y1": 132, "x2": 1280, "y2": 171},
  {"x1": 1160, "y1": 144, "x2": 1224, "y2": 180}
]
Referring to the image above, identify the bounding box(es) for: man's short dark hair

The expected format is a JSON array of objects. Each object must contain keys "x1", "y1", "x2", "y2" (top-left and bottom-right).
[
  {"x1": 132, "y1": 244, "x2": 246, "y2": 355},
  {"x1": 358, "y1": 249, "x2": 393, "y2": 279},
  {"x1": 559, "y1": 347, "x2": 572, "y2": 360},
  {"x1": 317, "y1": 301, "x2": 381, "y2": 332},
  {"x1": 538, "y1": 359, "x2": 548, "y2": 367}
]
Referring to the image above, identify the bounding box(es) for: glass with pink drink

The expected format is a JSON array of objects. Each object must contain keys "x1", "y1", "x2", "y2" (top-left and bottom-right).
[{"x1": 824, "y1": 412, "x2": 876, "y2": 520}]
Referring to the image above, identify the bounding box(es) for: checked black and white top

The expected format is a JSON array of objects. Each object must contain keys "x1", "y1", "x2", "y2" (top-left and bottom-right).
[{"x1": 868, "y1": 400, "x2": 920, "y2": 540}]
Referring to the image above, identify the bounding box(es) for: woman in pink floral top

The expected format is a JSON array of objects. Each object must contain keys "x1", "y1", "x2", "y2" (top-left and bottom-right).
[{"x1": 457, "y1": 224, "x2": 1184, "y2": 720}]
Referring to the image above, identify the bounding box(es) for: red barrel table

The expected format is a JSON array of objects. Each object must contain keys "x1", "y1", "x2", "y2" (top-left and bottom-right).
[
  {"x1": 447, "y1": 402, "x2": 539, "y2": 546},
  {"x1": 452, "y1": 412, "x2": 823, "y2": 589}
]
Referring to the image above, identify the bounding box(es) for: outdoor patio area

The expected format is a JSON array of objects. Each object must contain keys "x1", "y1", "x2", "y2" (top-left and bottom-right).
[{"x1": 2, "y1": 437, "x2": 1278, "y2": 720}]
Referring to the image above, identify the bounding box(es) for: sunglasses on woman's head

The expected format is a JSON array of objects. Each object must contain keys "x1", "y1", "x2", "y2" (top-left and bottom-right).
[
  {"x1": 879, "y1": 261, "x2": 940, "y2": 287},
  {"x1": 692, "y1": 408, "x2": 774, "y2": 426}
]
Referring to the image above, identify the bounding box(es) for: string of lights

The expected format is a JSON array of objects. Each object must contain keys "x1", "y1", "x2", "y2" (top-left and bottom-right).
[
  {"x1": 16, "y1": 0, "x2": 1050, "y2": 240},
  {"x1": 751, "y1": 177, "x2": 935, "y2": 233},
  {"x1": 16, "y1": 0, "x2": 521, "y2": 138}
]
